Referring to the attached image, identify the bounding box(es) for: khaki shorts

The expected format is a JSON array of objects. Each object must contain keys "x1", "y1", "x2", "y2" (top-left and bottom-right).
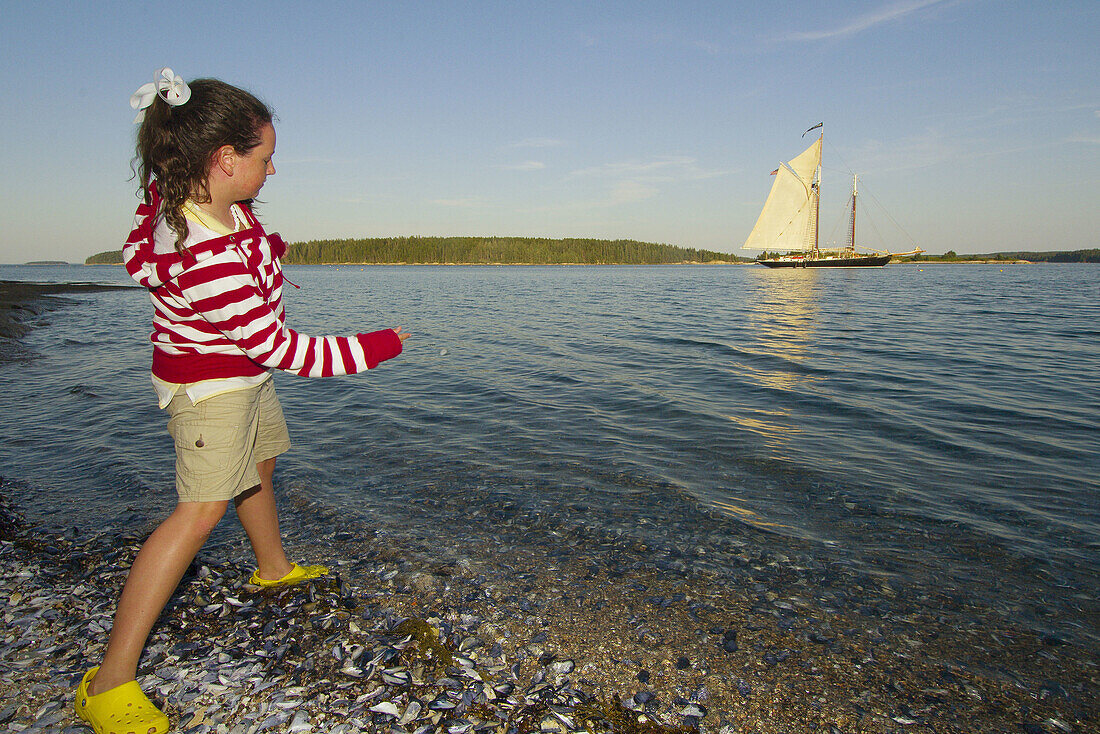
[{"x1": 166, "y1": 379, "x2": 291, "y2": 502}]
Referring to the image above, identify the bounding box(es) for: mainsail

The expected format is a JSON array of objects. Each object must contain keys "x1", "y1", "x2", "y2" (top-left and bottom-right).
[{"x1": 742, "y1": 137, "x2": 821, "y2": 252}]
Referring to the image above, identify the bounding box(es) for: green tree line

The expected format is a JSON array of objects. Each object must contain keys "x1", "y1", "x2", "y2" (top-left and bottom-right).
[
  {"x1": 281, "y1": 236, "x2": 744, "y2": 264},
  {"x1": 908, "y1": 249, "x2": 1100, "y2": 263},
  {"x1": 84, "y1": 237, "x2": 745, "y2": 265},
  {"x1": 989, "y1": 249, "x2": 1100, "y2": 263},
  {"x1": 86, "y1": 250, "x2": 124, "y2": 264}
]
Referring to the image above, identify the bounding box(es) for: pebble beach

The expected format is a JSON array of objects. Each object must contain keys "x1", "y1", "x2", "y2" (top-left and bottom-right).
[{"x1": 1, "y1": 280, "x2": 1097, "y2": 733}]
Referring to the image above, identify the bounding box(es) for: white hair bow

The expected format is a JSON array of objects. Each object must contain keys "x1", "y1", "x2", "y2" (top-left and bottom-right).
[{"x1": 130, "y1": 67, "x2": 191, "y2": 123}]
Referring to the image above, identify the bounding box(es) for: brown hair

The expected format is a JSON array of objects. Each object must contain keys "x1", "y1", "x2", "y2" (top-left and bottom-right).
[{"x1": 134, "y1": 78, "x2": 273, "y2": 252}]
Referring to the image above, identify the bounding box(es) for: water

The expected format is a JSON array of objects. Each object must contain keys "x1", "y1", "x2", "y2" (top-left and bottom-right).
[{"x1": 2, "y1": 262, "x2": 1099, "y2": 646}]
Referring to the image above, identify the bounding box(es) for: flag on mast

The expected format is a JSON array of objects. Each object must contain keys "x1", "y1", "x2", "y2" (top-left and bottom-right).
[{"x1": 802, "y1": 122, "x2": 823, "y2": 137}]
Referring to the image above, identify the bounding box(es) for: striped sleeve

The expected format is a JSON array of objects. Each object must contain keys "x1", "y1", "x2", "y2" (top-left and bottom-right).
[{"x1": 174, "y1": 251, "x2": 401, "y2": 377}]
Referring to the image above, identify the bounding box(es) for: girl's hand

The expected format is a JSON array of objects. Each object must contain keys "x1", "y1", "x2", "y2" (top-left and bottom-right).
[{"x1": 392, "y1": 326, "x2": 411, "y2": 343}]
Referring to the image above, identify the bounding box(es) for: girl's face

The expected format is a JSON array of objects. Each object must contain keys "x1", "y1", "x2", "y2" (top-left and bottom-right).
[{"x1": 233, "y1": 123, "x2": 276, "y2": 200}]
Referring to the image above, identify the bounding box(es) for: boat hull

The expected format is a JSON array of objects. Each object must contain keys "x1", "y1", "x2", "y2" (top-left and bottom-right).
[{"x1": 758, "y1": 254, "x2": 891, "y2": 268}]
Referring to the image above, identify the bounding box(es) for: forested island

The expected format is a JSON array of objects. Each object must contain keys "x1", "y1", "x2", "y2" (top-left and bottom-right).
[
  {"x1": 284, "y1": 236, "x2": 745, "y2": 264},
  {"x1": 84, "y1": 241, "x2": 1100, "y2": 265}
]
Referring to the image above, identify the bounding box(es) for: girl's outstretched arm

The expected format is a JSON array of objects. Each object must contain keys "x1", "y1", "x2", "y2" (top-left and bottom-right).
[{"x1": 168, "y1": 251, "x2": 403, "y2": 377}]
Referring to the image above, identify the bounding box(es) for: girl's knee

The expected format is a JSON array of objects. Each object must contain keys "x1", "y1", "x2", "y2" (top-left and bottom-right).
[{"x1": 171, "y1": 501, "x2": 229, "y2": 538}]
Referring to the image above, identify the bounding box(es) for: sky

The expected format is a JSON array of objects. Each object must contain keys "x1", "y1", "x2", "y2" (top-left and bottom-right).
[{"x1": 1, "y1": 0, "x2": 1097, "y2": 263}]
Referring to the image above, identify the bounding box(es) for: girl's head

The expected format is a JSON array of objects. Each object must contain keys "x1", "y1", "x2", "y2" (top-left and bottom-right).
[{"x1": 134, "y1": 76, "x2": 273, "y2": 250}]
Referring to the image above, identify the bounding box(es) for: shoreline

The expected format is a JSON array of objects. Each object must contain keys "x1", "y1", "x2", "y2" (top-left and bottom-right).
[
  {"x1": 0, "y1": 279, "x2": 137, "y2": 366},
  {"x1": 1, "y1": 485, "x2": 1096, "y2": 732},
  {"x1": 0, "y1": 279, "x2": 135, "y2": 341}
]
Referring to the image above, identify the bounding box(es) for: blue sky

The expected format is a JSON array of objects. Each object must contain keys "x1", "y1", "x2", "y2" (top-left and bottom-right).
[{"x1": 1, "y1": 0, "x2": 1097, "y2": 262}]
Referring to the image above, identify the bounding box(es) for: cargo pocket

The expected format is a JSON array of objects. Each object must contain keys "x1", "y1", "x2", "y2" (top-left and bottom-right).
[{"x1": 170, "y1": 417, "x2": 236, "y2": 480}]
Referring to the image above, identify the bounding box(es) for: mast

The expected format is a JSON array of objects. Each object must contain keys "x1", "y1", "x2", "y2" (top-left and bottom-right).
[
  {"x1": 848, "y1": 173, "x2": 858, "y2": 252},
  {"x1": 816, "y1": 128, "x2": 822, "y2": 257},
  {"x1": 811, "y1": 163, "x2": 821, "y2": 257}
]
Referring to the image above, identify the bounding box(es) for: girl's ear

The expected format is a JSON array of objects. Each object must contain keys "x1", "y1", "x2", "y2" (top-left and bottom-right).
[{"x1": 213, "y1": 145, "x2": 236, "y2": 177}]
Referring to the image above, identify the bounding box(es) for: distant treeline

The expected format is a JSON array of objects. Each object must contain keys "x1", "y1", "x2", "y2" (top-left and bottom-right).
[
  {"x1": 282, "y1": 236, "x2": 745, "y2": 264},
  {"x1": 980, "y1": 249, "x2": 1100, "y2": 263},
  {"x1": 86, "y1": 250, "x2": 123, "y2": 264},
  {"x1": 84, "y1": 237, "x2": 744, "y2": 265},
  {"x1": 911, "y1": 249, "x2": 1100, "y2": 263}
]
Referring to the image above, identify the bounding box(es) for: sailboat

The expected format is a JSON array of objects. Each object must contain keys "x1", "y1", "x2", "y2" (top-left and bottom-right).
[{"x1": 743, "y1": 127, "x2": 920, "y2": 267}]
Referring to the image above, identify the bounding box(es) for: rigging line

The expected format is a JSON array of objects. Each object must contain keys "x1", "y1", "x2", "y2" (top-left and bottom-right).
[
  {"x1": 863, "y1": 189, "x2": 921, "y2": 249},
  {"x1": 822, "y1": 137, "x2": 919, "y2": 252},
  {"x1": 821, "y1": 209, "x2": 848, "y2": 248},
  {"x1": 821, "y1": 137, "x2": 857, "y2": 179},
  {"x1": 820, "y1": 138, "x2": 918, "y2": 243},
  {"x1": 857, "y1": 206, "x2": 890, "y2": 255}
]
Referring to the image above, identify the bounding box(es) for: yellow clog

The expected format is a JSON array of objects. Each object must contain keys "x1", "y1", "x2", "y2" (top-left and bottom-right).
[
  {"x1": 75, "y1": 667, "x2": 169, "y2": 734},
  {"x1": 248, "y1": 561, "x2": 329, "y2": 588}
]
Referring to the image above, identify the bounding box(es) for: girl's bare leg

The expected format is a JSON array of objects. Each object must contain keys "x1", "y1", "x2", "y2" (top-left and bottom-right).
[
  {"x1": 89, "y1": 500, "x2": 228, "y2": 695},
  {"x1": 234, "y1": 457, "x2": 293, "y2": 581}
]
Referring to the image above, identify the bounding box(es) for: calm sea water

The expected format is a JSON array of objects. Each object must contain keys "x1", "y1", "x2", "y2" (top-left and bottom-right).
[{"x1": 2, "y1": 262, "x2": 1098, "y2": 643}]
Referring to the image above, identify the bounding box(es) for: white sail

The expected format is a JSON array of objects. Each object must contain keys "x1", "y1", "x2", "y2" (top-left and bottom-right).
[{"x1": 742, "y1": 137, "x2": 822, "y2": 251}]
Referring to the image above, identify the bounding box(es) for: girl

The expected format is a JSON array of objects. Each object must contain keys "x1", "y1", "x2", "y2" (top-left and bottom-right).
[{"x1": 75, "y1": 68, "x2": 408, "y2": 734}]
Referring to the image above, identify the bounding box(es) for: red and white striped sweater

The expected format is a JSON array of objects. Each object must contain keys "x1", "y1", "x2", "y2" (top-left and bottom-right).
[{"x1": 123, "y1": 186, "x2": 402, "y2": 383}]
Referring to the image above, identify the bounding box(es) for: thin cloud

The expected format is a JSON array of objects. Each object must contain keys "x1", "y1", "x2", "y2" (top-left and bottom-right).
[
  {"x1": 275, "y1": 156, "x2": 338, "y2": 165},
  {"x1": 607, "y1": 180, "x2": 659, "y2": 205},
  {"x1": 497, "y1": 161, "x2": 546, "y2": 171},
  {"x1": 520, "y1": 183, "x2": 660, "y2": 213},
  {"x1": 845, "y1": 127, "x2": 1077, "y2": 175},
  {"x1": 783, "y1": 0, "x2": 951, "y2": 42},
  {"x1": 431, "y1": 197, "x2": 490, "y2": 208},
  {"x1": 569, "y1": 156, "x2": 726, "y2": 182},
  {"x1": 691, "y1": 39, "x2": 723, "y2": 56},
  {"x1": 507, "y1": 138, "x2": 565, "y2": 149},
  {"x1": 539, "y1": 155, "x2": 730, "y2": 212},
  {"x1": 844, "y1": 131, "x2": 963, "y2": 173},
  {"x1": 428, "y1": 156, "x2": 729, "y2": 216}
]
